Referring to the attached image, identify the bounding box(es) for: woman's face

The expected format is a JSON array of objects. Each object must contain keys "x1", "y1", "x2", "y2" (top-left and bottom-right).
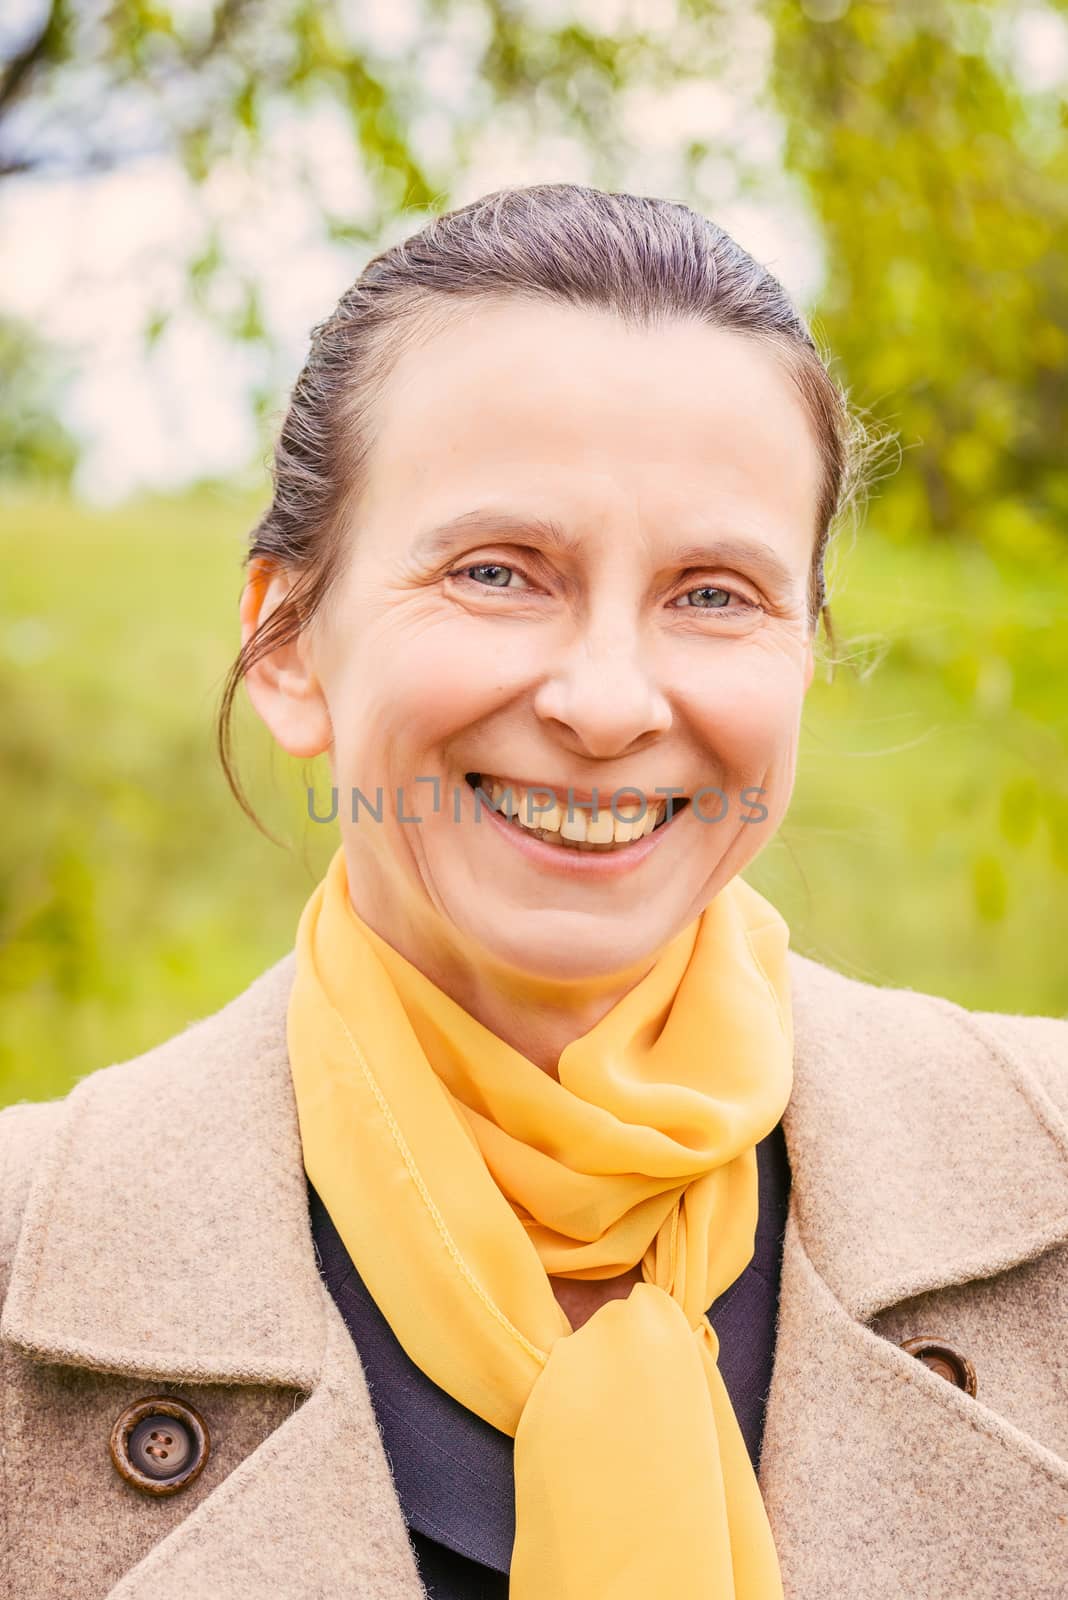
[{"x1": 249, "y1": 299, "x2": 821, "y2": 982}]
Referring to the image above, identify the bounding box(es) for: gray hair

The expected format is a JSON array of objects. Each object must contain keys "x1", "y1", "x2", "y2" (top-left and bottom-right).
[{"x1": 217, "y1": 182, "x2": 880, "y2": 835}]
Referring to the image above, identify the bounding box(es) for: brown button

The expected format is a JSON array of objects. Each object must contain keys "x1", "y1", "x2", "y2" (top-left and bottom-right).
[
  {"x1": 899, "y1": 1336, "x2": 978, "y2": 1397},
  {"x1": 110, "y1": 1396, "x2": 210, "y2": 1496}
]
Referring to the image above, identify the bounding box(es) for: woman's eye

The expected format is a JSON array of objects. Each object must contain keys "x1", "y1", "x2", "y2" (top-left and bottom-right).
[
  {"x1": 451, "y1": 562, "x2": 529, "y2": 589},
  {"x1": 449, "y1": 567, "x2": 755, "y2": 614},
  {"x1": 672, "y1": 585, "x2": 751, "y2": 613}
]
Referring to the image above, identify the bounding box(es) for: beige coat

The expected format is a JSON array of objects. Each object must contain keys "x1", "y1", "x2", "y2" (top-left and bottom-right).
[{"x1": 2, "y1": 948, "x2": 1067, "y2": 1598}]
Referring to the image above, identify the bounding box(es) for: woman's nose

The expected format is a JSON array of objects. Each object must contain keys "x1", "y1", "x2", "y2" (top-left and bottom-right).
[{"x1": 532, "y1": 632, "x2": 673, "y2": 756}]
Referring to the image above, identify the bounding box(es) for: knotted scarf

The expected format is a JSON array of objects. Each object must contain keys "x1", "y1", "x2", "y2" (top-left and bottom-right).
[{"x1": 287, "y1": 842, "x2": 793, "y2": 1597}]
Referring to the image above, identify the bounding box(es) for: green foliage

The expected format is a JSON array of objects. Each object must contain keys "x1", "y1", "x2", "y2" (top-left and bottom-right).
[
  {"x1": 0, "y1": 484, "x2": 336, "y2": 1105},
  {"x1": 0, "y1": 1, "x2": 728, "y2": 351},
  {"x1": 747, "y1": 521, "x2": 1068, "y2": 1006},
  {"x1": 751, "y1": 0, "x2": 1068, "y2": 959},
  {"x1": 0, "y1": 315, "x2": 80, "y2": 486},
  {"x1": 766, "y1": 0, "x2": 1068, "y2": 560}
]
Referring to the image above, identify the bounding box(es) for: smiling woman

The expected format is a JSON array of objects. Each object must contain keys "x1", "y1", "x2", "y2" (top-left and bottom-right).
[
  {"x1": 231, "y1": 274, "x2": 830, "y2": 1025},
  {"x1": 2, "y1": 185, "x2": 1066, "y2": 1600}
]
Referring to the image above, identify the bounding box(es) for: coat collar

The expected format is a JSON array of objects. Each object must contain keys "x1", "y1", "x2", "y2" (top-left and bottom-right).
[
  {"x1": 783, "y1": 950, "x2": 1068, "y2": 1322},
  {"x1": 5, "y1": 945, "x2": 1068, "y2": 1380},
  {"x1": 3, "y1": 946, "x2": 1068, "y2": 1597},
  {"x1": 2, "y1": 953, "x2": 327, "y2": 1390}
]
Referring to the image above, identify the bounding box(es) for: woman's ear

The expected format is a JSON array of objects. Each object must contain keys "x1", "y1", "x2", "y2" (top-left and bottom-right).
[{"x1": 239, "y1": 558, "x2": 333, "y2": 759}]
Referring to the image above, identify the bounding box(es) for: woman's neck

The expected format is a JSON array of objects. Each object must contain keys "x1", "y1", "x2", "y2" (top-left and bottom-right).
[
  {"x1": 418, "y1": 955, "x2": 655, "y2": 1078},
  {"x1": 344, "y1": 880, "x2": 660, "y2": 1080}
]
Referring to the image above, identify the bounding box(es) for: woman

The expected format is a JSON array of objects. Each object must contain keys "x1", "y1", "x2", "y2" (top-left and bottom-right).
[{"x1": 2, "y1": 184, "x2": 1066, "y2": 1600}]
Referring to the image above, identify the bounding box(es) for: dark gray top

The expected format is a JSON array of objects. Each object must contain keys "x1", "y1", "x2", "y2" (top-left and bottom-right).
[{"x1": 307, "y1": 1118, "x2": 790, "y2": 1598}]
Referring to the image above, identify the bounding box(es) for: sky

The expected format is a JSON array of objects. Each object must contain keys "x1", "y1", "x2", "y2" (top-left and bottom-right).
[{"x1": 1, "y1": 0, "x2": 1064, "y2": 506}]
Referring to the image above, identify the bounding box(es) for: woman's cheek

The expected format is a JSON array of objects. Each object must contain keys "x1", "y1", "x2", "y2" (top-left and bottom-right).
[
  {"x1": 386, "y1": 616, "x2": 530, "y2": 730},
  {"x1": 696, "y1": 678, "x2": 799, "y2": 773}
]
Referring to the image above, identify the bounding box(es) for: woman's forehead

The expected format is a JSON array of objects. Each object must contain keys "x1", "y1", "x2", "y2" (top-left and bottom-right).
[
  {"x1": 359, "y1": 300, "x2": 822, "y2": 563},
  {"x1": 375, "y1": 299, "x2": 810, "y2": 444}
]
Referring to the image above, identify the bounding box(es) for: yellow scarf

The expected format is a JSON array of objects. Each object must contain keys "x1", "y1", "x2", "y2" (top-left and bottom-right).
[{"x1": 287, "y1": 842, "x2": 793, "y2": 1597}]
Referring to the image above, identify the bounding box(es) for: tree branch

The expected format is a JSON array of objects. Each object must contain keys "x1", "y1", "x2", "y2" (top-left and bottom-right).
[
  {"x1": 0, "y1": 0, "x2": 62, "y2": 119},
  {"x1": 0, "y1": 137, "x2": 170, "y2": 182},
  {"x1": 187, "y1": 0, "x2": 258, "y2": 69}
]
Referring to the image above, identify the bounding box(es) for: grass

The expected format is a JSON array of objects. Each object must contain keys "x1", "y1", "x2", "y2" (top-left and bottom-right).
[{"x1": 1, "y1": 483, "x2": 1065, "y2": 1108}]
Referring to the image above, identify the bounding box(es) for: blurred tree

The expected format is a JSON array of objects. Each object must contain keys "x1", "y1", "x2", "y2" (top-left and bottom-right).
[
  {"x1": 761, "y1": 0, "x2": 1068, "y2": 913},
  {"x1": 765, "y1": 0, "x2": 1067, "y2": 564},
  {"x1": 0, "y1": 0, "x2": 731, "y2": 363},
  {"x1": 0, "y1": 311, "x2": 80, "y2": 483},
  {"x1": 3, "y1": 2, "x2": 1061, "y2": 554}
]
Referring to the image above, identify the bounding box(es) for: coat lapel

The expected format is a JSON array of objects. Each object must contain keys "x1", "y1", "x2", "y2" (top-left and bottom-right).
[
  {"x1": 102, "y1": 1296, "x2": 426, "y2": 1598},
  {"x1": 3, "y1": 946, "x2": 1068, "y2": 1597},
  {"x1": 781, "y1": 953, "x2": 1068, "y2": 1325},
  {"x1": 1, "y1": 952, "x2": 425, "y2": 1598},
  {"x1": 761, "y1": 953, "x2": 1068, "y2": 1595},
  {"x1": 2, "y1": 955, "x2": 321, "y2": 1390}
]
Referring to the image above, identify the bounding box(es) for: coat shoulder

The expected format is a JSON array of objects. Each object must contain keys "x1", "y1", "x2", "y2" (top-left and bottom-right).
[
  {"x1": 0, "y1": 1099, "x2": 64, "y2": 1310},
  {"x1": 961, "y1": 1007, "x2": 1068, "y2": 1119},
  {"x1": 786, "y1": 948, "x2": 1068, "y2": 1118},
  {"x1": 0, "y1": 951, "x2": 298, "y2": 1313}
]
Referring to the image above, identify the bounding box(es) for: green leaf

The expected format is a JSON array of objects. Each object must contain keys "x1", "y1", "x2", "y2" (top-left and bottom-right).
[
  {"x1": 971, "y1": 851, "x2": 1008, "y2": 923},
  {"x1": 143, "y1": 308, "x2": 170, "y2": 350},
  {"x1": 230, "y1": 283, "x2": 266, "y2": 344},
  {"x1": 1047, "y1": 796, "x2": 1068, "y2": 875},
  {"x1": 998, "y1": 775, "x2": 1040, "y2": 849}
]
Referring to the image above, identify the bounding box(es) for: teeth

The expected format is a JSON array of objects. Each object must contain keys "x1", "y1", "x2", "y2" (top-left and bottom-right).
[
  {"x1": 585, "y1": 808, "x2": 617, "y2": 845},
  {"x1": 482, "y1": 776, "x2": 667, "y2": 847},
  {"x1": 560, "y1": 809, "x2": 589, "y2": 843},
  {"x1": 492, "y1": 782, "x2": 519, "y2": 818}
]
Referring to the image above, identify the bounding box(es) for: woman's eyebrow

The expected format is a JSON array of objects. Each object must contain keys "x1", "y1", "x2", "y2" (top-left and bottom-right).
[
  {"x1": 412, "y1": 509, "x2": 580, "y2": 562},
  {"x1": 667, "y1": 537, "x2": 796, "y2": 591},
  {"x1": 412, "y1": 508, "x2": 798, "y2": 590}
]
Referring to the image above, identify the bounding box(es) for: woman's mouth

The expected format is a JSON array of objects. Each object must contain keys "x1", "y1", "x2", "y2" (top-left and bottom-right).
[{"x1": 464, "y1": 772, "x2": 690, "y2": 853}]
